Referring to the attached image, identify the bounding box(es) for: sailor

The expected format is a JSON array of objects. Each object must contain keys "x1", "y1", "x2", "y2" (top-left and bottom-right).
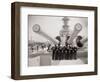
[
  {"x1": 60, "y1": 47, "x2": 63, "y2": 60},
  {"x1": 51, "y1": 46, "x2": 55, "y2": 60},
  {"x1": 57, "y1": 44, "x2": 61, "y2": 60},
  {"x1": 65, "y1": 46, "x2": 68, "y2": 60},
  {"x1": 54, "y1": 45, "x2": 58, "y2": 60},
  {"x1": 58, "y1": 47, "x2": 61, "y2": 60},
  {"x1": 62, "y1": 46, "x2": 66, "y2": 60},
  {"x1": 73, "y1": 46, "x2": 78, "y2": 59},
  {"x1": 68, "y1": 45, "x2": 73, "y2": 60},
  {"x1": 53, "y1": 45, "x2": 58, "y2": 60},
  {"x1": 65, "y1": 47, "x2": 68, "y2": 60},
  {"x1": 70, "y1": 47, "x2": 73, "y2": 60},
  {"x1": 71, "y1": 47, "x2": 75, "y2": 59}
]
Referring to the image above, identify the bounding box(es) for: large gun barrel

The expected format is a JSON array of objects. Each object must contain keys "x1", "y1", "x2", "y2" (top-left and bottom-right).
[
  {"x1": 32, "y1": 24, "x2": 58, "y2": 45},
  {"x1": 67, "y1": 23, "x2": 82, "y2": 44}
]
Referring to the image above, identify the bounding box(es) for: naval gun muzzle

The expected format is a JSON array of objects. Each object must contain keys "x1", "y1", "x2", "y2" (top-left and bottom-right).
[
  {"x1": 32, "y1": 24, "x2": 58, "y2": 45},
  {"x1": 67, "y1": 23, "x2": 82, "y2": 44}
]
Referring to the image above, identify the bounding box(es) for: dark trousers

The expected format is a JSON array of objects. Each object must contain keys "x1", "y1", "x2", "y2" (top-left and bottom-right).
[
  {"x1": 52, "y1": 51, "x2": 55, "y2": 60},
  {"x1": 73, "y1": 53, "x2": 77, "y2": 59}
]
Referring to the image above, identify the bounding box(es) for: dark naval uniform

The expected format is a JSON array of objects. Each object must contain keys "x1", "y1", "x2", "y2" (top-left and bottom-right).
[
  {"x1": 73, "y1": 47, "x2": 78, "y2": 59},
  {"x1": 52, "y1": 47, "x2": 56, "y2": 60}
]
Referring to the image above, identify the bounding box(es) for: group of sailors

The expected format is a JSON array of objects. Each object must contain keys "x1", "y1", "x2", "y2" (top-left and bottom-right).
[
  {"x1": 51, "y1": 44, "x2": 78, "y2": 60},
  {"x1": 30, "y1": 41, "x2": 78, "y2": 60}
]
